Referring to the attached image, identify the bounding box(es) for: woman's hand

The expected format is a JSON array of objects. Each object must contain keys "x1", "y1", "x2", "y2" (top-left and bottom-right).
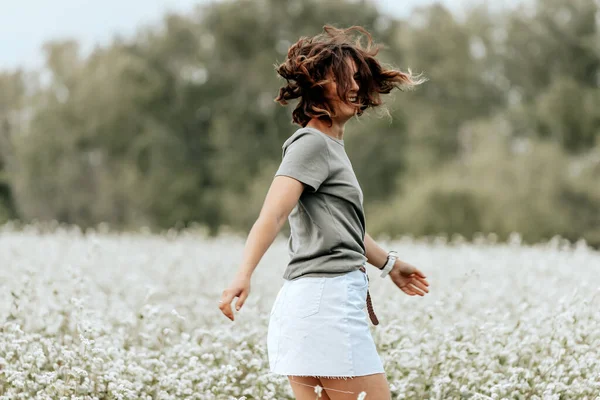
[
  {"x1": 219, "y1": 273, "x2": 251, "y2": 321},
  {"x1": 389, "y1": 260, "x2": 430, "y2": 296}
]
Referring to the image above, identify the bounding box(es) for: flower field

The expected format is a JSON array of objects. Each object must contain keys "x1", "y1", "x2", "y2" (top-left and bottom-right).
[{"x1": 1, "y1": 223, "x2": 599, "y2": 399}]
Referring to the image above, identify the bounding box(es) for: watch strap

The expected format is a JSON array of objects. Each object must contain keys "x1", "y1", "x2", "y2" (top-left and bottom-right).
[{"x1": 380, "y1": 251, "x2": 397, "y2": 278}]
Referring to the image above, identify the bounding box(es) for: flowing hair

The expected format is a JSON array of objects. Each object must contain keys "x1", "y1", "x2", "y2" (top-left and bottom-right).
[{"x1": 274, "y1": 25, "x2": 427, "y2": 127}]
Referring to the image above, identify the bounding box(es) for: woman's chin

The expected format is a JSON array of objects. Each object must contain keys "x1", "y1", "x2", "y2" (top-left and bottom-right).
[
  {"x1": 348, "y1": 107, "x2": 361, "y2": 118},
  {"x1": 343, "y1": 106, "x2": 359, "y2": 119},
  {"x1": 333, "y1": 105, "x2": 360, "y2": 121}
]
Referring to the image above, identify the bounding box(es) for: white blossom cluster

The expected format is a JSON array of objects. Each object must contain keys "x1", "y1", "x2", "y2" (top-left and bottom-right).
[{"x1": 0, "y1": 223, "x2": 599, "y2": 399}]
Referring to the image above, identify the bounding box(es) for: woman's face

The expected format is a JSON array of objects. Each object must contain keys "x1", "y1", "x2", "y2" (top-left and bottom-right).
[{"x1": 323, "y1": 57, "x2": 361, "y2": 121}]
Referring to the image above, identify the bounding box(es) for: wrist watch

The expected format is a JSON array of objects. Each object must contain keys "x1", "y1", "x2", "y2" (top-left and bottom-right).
[{"x1": 380, "y1": 250, "x2": 397, "y2": 278}]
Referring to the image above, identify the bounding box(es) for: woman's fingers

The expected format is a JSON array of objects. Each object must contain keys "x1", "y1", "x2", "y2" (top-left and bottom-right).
[
  {"x1": 235, "y1": 290, "x2": 249, "y2": 311},
  {"x1": 395, "y1": 268, "x2": 431, "y2": 296},
  {"x1": 410, "y1": 274, "x2": 429, "y2": 290},
  {"x1": 219, "y1": 290, "x2": 237, "y2": 321},
  {"x1": 408, "y1": 284, "x2": 426, "y2": 296},
  {"x1": 411, "y1": 279, "x2": 429, "y2": 294},
  {"x1": 399, "y1": 278, "x2": 429, "y2": 296},
  {"x1": 400, "y1": 284, "x2": 416, "y2": 296},
  {"x1": 413, "y1": 268, "x2": 427, "y2": 280}
]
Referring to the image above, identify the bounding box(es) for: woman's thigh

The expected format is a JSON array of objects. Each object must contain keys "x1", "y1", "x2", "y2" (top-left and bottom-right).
[
  {"x1": 319, "y1": 373, "x2": 391, "y2": 400},
  {"x1": 287, "y1": 376, "x2": 332, "y2": 400}
]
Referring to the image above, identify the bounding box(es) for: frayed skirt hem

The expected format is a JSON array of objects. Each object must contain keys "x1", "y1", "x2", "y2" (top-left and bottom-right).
[{"x1": 269, "y1": 371, "x2": 385, "y2": 380}]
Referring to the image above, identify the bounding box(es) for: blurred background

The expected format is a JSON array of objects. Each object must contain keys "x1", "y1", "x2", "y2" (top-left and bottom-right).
[{"x1": 0, "y1": 0, "x2": 598, "y2": 247}]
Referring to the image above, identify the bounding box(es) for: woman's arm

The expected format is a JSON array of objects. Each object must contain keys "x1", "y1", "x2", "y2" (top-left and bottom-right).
[
  {"x1": 364, "y1": 232, "x2": 388, "y2": 270},
  {"x1": 219, "y1": 175, "x2": 305, "y2": 321},
  {"x1": 239, "y1": 176, "x2": 306, "y2": 278},
  {"x1": 364, "y1": 231, "x2": 430, "y2": 295}
]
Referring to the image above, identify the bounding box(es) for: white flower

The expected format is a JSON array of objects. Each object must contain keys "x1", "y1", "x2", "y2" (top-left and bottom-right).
[
  {"x1": 2, "y1": 227, "x2": 599, "y2": 398},
  {"x1": 314, "y1": 384, "x2": 323, "y2": 397}
]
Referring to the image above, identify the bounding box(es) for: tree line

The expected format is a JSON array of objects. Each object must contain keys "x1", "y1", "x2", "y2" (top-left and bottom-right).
[{"x1": 0, "y1": 0, "x2": 598, "y2": 246}]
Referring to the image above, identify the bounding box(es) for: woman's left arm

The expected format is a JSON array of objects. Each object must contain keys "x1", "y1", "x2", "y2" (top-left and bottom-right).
[
  {"x1": 363, "y1": 232, "x2": 388, "y2": 270},
  {"x1": 364, "y1": 232, "x2": 430, "y2": 296}
]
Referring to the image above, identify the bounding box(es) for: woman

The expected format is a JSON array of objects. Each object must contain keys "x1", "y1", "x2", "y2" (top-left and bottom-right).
[{"x1": 219, "y1": 25, "x2": 430, "y2": 399}]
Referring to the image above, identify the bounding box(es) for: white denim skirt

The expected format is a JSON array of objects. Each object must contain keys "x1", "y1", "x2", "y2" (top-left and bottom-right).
[{"x1": 267, "y1": 267, "x2": 385, "y2": 378}]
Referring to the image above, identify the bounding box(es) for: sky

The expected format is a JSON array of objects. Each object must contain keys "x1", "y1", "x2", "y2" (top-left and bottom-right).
[{"x1": 0, "y1": 0, "x2": 509, "y2": 70}]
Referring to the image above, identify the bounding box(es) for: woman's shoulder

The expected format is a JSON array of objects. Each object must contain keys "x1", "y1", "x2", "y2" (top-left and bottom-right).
[{"x1": 281, "y1": 127, "x2": 327, "y2": 151}]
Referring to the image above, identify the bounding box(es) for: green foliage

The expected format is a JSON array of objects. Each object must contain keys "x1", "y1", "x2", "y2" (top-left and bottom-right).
[
  {"x1": 367, "y1": 116, "x2": 600, "y2": 246},
  {"x1": 0, "y1": 0, "x2": 598, "y2": 246},
  {"x1": 535, "y1": 77, "x2": 600, "y2": 151}
]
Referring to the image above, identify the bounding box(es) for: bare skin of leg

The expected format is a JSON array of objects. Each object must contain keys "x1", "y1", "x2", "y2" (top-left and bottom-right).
[
  {"x1": 288, "y1": 376, "x2": 332, "y2": 400},
  {"x1": 287, "y1": 374, "x2": 390, "y2": 400},
  {"x1": 320, "y1": 373, "x2": 391, "y2": 400}
]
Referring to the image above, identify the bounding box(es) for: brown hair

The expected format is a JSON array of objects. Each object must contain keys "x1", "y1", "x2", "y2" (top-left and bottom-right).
[{"x1": 274, "y1": 25, "x2": 426, "y2": 127}]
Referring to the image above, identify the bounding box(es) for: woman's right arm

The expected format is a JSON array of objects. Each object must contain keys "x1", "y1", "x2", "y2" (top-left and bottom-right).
[{"x1": 218, "y1": 175, "x2": 305, "y2": 321}]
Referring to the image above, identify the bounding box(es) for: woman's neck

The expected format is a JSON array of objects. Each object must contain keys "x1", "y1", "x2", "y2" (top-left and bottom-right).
[{"x1": 306, "y1": 118, "x2": 345, "y2": 141}]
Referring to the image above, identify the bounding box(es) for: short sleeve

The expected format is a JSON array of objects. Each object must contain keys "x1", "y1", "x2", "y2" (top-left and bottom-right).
[{"x1": 275, "y1": 130, "x2": 330, "y2": 192}]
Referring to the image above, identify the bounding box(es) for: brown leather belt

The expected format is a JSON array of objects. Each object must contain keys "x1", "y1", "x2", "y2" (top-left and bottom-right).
[{"x1": 358, "y1": 265, "x2": 379, "y2": 325}]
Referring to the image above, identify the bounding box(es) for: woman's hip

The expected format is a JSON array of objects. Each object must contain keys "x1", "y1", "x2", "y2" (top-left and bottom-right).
[{"x1": 270, "y1": 267, "x2": 369, "y2": 322}]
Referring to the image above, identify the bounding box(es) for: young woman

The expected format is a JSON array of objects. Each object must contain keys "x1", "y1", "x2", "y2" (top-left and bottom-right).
[{"x1": 219, "y1": 25, "x2": 430, "y2": 399}]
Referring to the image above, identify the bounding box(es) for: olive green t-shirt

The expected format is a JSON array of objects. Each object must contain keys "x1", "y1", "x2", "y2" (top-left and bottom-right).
[{"x1": 274, "y1": 127, "x2": 367, "y2": 281}]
